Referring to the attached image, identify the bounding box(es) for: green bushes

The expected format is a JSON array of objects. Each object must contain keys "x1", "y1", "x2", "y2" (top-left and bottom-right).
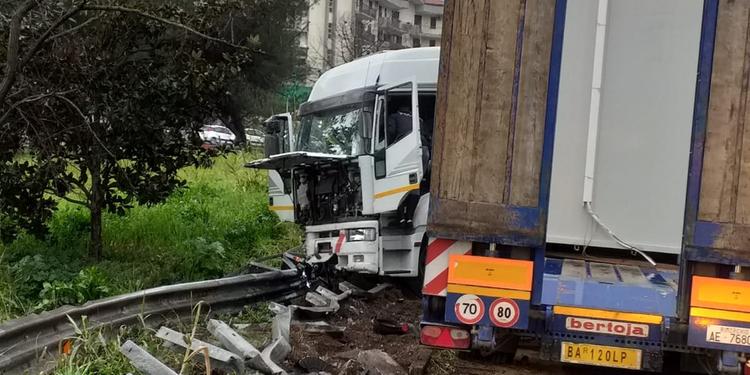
[{"x1": 0, "y1": 152, "x2": 300, "y2": 322}]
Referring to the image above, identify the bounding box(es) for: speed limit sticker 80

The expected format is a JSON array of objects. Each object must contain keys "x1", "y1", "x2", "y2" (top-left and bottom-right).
[
  {"x1": 453, "y1": 294, "x2": 485, "y2": 325},
  {"x1": 489, "y1": 298, "x2": 520, "y2": 328}
]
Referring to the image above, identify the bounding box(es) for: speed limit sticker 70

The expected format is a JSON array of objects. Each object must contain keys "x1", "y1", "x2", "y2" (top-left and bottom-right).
[
  {"x1": 453, "y1": 294, "x2": 485, "y2": 325},
  {"x1": 489, "y1": 298, "x2": 520, "y2": 328}
]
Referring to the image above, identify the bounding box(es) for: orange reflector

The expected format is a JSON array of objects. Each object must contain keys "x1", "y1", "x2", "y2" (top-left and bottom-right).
[
  {"x1": 447, "y1": 255, "x2": 533, "y2": 291},
  {"x1": 60, "y1": 339, "x2": 73, "y2": 355},
  {"x1": 691, "y1": 276, "x2": 750, "y2": 313}
]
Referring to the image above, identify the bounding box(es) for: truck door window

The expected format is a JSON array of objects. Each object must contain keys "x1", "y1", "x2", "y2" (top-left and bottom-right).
[
  {"x1": 385, "y1": 94, "x2": 414, "y2": 146},
  {"x1": 374, "y1": 96, "x2": 387, "y2": 179}
]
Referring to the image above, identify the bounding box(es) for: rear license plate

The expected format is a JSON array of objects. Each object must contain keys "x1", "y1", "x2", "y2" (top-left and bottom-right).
[
  {"x1": 560, "y1": 342, "x2": 641, "y2": 370},
  {"x1": 707, "y1": 325, "x2": 750, "y2": 347}
]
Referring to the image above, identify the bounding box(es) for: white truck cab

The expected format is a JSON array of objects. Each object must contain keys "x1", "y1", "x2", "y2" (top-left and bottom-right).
[{"x1": 249, "y1": 48, "x2": 440, "y2": 277}]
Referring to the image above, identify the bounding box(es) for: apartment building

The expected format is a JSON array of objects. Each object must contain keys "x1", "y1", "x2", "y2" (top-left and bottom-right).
[{"x1": 299, "y1": 0, "x2": 444, "y2": 81}]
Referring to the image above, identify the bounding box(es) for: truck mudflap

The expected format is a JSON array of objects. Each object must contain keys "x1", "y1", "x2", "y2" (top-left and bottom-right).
[{"x1": 688, "y1": 276, "x2": 750, "y2": 352}]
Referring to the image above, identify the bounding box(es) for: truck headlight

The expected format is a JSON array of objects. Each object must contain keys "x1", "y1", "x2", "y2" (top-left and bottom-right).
[{"x1": 347, "y1": 228, "x2": 376, "y2": 242}]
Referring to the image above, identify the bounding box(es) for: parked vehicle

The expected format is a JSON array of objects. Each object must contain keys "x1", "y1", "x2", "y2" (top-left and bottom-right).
[
  {"x1": 245, "y1": 128, "x2": 265, "y2": 147},
  {"x1": 199, "y1": 124, "x2": 235, "y2": 146}
]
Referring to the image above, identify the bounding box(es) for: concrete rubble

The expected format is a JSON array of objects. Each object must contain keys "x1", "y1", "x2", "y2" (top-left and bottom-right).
[{"x1": 119, "y1": 282, "x2": 391, "y2": 375}]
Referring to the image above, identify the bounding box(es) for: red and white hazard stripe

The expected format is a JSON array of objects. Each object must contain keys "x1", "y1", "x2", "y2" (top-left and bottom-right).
[{"x1": 422, "y1": 238, "x2": 471, "y2": 296}]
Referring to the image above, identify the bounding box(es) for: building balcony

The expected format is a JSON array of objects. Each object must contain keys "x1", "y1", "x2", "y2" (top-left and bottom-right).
[
  {"x1": 356, "y1": 5, "x2": 377, "y2": 19},
  {"x1": 409, "y1": 24, "x2": 441, "y2": 39},
  {"x1": 382, "y1": 40, "x2": 406, "y2": 50},
  {"x1": 415, "y1": 4, "x2": 443, "y2": 16},
  {"x1": 421, "y1": 26, "x2": 442, "y2": 38},
  {"x1": 378, "y1": 17, "x2": 403, "y2": 33}
]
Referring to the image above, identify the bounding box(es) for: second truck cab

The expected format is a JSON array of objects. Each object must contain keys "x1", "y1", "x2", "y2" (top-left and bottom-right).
[{"x1": 249, "y1": 48, "x2": 440, "y2": 277}]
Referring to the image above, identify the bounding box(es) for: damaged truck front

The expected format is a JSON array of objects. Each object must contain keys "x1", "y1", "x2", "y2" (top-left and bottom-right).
[{"x1": 249, "y1": 48, "x2": 438, "y2": 278}]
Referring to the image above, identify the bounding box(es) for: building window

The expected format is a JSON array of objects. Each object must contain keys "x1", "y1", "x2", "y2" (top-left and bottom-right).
[
  {"x1": 328, "y1": 0, "x2": 334, "y2": 13},
  {"x1": 413, "y1": 38, "x2": 421, "y2": 47},
  {"x1": 392, "y1": 10, "x2": 399, "y2": 21},
  {"x1": 327, "y1": 49, "x2": 335, "y2": 65},
  {"x1": 327, "y1": 22, "x2": 334, "y2": 40},
  {"x1": 430, "y1": 16, "x2": 438, "y2": 29},
  {"x1": 414, "y1": 15, "x2": 422, "y2": 27},
  {"x1": 429, "y1": 39, "x2": 436, "y2": 47}
]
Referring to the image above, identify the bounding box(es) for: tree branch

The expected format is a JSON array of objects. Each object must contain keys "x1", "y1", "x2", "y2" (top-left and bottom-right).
[
  {"x1": 82, "y1": 5, "x2": 252, "y2": 51},
  {"x1": 49, "y1": 15, "x2": 100, "y2": 42},
  {"x1": 0, "y1": 91, "x2": 75, "y2": 127},
  {"x1": 48, "y1": 189, "x2": 89, "y2": 207},
  {"x1": 0, "y1": 0, "x2": 38, "y2": 105},
  {"x1": 19, "y1": 2, "x2": 88, "y2": 68}
]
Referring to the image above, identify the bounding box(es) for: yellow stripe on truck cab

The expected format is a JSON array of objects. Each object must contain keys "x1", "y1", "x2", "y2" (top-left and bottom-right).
[
  {"x1": 553, "y1": 306, "x2": 663, "y2": 325},
  {"x1": 447, "y1": 254, "x2": 533, "y2": 291},
  {"x1": 691, "y1": 276, "x2": 750, "y2": 313},
  {"x1": 447, "y1": 284, "x2": 531, "y2": 300},
  {"x1": 374, "y1": 183, "x2": 420, "y2": 199},
  {"x1": 269, "y1": 205, "x2": 294, "y2": 211}
]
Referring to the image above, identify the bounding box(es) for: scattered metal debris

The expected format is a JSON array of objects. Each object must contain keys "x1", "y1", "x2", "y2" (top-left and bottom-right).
[{"x1": 373, "y1": 318, "x2": 409, "y2": 335}]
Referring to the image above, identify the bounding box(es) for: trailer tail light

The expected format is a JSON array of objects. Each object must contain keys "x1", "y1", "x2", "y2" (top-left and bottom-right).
[{"x1": 420, "y1": 325, "x2": 470, "y2": 349}]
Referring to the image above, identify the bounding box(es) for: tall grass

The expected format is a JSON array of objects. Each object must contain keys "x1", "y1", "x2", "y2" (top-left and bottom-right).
[{"x1": 0, "y1": 152, "x2": 300, "y2": 321}]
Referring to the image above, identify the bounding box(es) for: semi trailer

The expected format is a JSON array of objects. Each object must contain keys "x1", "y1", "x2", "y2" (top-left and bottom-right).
[
  {"x1": 419, "y1": 0, "x2": 750, "y2": 373},
  {"x1": 251, "y1": 0, "x2": 750, "y2": 371}
]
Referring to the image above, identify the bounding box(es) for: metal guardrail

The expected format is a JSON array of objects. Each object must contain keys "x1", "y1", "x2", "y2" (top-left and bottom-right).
[{"x1": 0, "y1": 269, "x2": 303, "y2": 375}]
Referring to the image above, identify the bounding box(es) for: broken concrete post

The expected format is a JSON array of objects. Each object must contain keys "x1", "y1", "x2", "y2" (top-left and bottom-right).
[
  {"x1": 367, "y1": 283, "x2": 392, "y2": 295},
  {"x1": 315, "y1": 285, "x2": 352, "y2": 301},
  {"x1": 268, "y1": 302, "x2": 292, "y2": 342},
  {"x1": 155, "y1": 326, "x2": 245, "y2": 374},
  {"x1": 357, "y1": 349, "x2": 407, "y2": 375},
  {"x1": 207, "y1": 319, "x2": 262, "y2": 360},
  {"x1": 305, "y1": 291, "x2": 330, "y2": 307},
  {"x1": 120, "y1": 340, "x2": 178, "y2": 375},
  {"x1": 262, "y1": 336, "x2": 292, "y2": 366}
]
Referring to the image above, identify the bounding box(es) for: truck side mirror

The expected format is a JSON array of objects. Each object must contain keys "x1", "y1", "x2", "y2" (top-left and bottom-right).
[
  {"x1": 264, "y1": 120, "x2": 282, "y2": 134},
  {"x1": 264, "y1": 134, "x2": 280, "y2": 157},
  {"x1": 361, "y1": 106, "x2": 373, "y2": 140}
]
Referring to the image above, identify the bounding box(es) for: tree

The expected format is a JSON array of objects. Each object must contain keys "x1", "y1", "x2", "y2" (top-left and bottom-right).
[{"x1": 0, "y1": 0, "x2": 308, "y2": 260}]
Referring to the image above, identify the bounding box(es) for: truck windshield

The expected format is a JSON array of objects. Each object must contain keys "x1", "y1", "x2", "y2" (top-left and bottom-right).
[{"x1": 296, "y1": 105, "x2": 369, "y2": 156}]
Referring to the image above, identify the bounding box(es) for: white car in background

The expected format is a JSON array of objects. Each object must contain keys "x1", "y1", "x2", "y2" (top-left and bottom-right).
[
  {"x1": 199, "y1": 125, "x2": 236, "y2": 146},
  {"x1": 245, "y1": 128, "x2": 264, "y2": 147}
]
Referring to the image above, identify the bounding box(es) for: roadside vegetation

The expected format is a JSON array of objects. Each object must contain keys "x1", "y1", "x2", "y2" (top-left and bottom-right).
[{"x1": 0, "y1": 152, "x2": 301, "y2": 322}]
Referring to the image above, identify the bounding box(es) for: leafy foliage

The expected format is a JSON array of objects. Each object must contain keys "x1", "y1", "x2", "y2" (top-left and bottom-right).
[
  {"x1": 36, "y1": 267, "x2": 111, "y2": 311},
  {"x1": 0, "y1": 0, "x2": 307, "y2": 259},
  {"x1": 0, "y1": 153, "x2": 302, "y2": 321}
]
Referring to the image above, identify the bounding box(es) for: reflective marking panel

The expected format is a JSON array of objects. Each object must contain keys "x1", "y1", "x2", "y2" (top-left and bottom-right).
[
  {"x1": 691, "y1": 276, "x2": 750, "y2": 313},
  {"x1": 446, "y1": 284, "x2": 531, "y2": 300},
  {"x1": 448, "y1": 255, "x2": 533, "y2": 291}
]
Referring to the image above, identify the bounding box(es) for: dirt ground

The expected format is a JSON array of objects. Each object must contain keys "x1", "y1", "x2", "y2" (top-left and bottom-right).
[{"x1": 284, "y1": 284, "x2": 686, "y2": 375}]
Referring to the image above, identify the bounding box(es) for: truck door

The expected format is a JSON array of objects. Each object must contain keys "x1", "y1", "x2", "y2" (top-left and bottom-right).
[
  {"x1": 264, "y1": 113, "x2": 295, "y2": 221},
  {"x1": 371, "y1": 80, "x2": 423, "y2": 213}
]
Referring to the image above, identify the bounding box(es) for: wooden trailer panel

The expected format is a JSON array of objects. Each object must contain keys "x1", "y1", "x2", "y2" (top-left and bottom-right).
[
  {"x1": 687, "y1": 0, "x2": 750, "y2": 263},
  {"x1": 429, "y1": 0, "x2": 563, "y2": 244}
]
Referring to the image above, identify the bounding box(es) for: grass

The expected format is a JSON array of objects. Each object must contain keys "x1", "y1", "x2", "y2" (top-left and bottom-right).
[{"x1": 0, "y1": 151, "x2": 301, "y2": 322}]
